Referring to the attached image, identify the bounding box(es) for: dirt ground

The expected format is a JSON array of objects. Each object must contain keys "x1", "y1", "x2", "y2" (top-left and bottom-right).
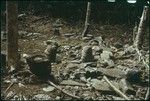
[{"x1": 1, "y1": 14, "x2": 149, "y2": 100}]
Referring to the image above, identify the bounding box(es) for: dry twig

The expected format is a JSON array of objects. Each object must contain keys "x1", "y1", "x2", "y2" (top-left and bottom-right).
[
  {"x1": 4, "y1": 82, "x2": 14, "y2": 94},
  {"x1": 145, "y1": 88, "x2": 149, "y2": 100},
  {"x1": 47, "y1": 81, "x2": 80, "y2": 99},
  {"x1": 103, "y1": 75, "x2": 130, "y2": 100}
]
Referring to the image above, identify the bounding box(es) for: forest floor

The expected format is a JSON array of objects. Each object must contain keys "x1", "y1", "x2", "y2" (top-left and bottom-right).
[{"x1": 1, "y1": 14, "x2": 149, "y2": 100}]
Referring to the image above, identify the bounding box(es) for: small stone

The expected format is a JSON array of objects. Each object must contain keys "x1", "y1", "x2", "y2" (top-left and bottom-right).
[
  {"x1": 92, "y1": 46, "x2": 103, "y2": 55},
  {"x1": 106, "y1": 60, "x2": 115, "y2": 68},
  {"x1": 6, "y1": 91, "x2": 15, "y2": 99},
  {"x1": 101, "y1": 50, "x2": 113, "y2": 60},
  {"x1": 60, "y1": 80, "x2": 86, "y2": 87},
  {"x1": 112, "y1": 96, "x2": 125, "y2": 100},
  {"x1": 67, "y1": 63, "x2": 80, "y2": 69},
  {"x1": 94, "y1": 36, "x2": 103, "y2": 45},
  {"x1": 82, "y1": 37, "x2": 93, "y2": 41},
  {"x1": 33, "y1": 94, "x2": 52, "y2": 100},
  {"x1": 55, "y1": 96, "x2": 60, "y2": 100},
  {"x1": 91, "y1": 79, "x2": 120, "y2": 92},
  {"x1": 63, "y1": 45, "x2": 71, "y2": 50},
  {"x1": 124, "y1": 45, "x2": 136, "y2": 54},
  {"x1": 43, "y1": 86, "x2": 55, "y2": 92},
  {"x1": 81, "y1": 62, "x2": 97, "y2": 68},
  {"x1": 97, "y1": 68, "x2": 126, "y2": 78},
  {"x1": 18, "y1": 83, "x2": 25, "y2": 88}
]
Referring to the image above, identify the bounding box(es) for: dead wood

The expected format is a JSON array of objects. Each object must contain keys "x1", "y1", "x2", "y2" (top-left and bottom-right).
[
  {"x1": 4, "y1": 82, "x2": 14, "y2": 94},
  {"x1": 145, "y1": 88, "x2": 149, "y2": 100},
  {"x1": 103, "y1": 76, "x2": 130, "y2": 100},
  {"x1": 47, "y1": 81, "x2": 80, "y2": 99},
  {"x1": 82, "y1": 2, "x2": 91, "y2": 37},
  {"x1": 134, "y1": 6, "x2": 149, "y2": 49}
]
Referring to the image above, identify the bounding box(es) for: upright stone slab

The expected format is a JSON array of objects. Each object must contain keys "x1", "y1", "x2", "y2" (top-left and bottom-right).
[{"x1": 81, "y1": 46, "x2": 94, "y2": 62}]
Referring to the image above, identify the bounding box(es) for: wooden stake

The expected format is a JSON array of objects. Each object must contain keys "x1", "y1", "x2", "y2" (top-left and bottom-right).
[
  {"x1": 4, "y1": 82, "x2": 14, "y2": 94},
  {"x1": 82, "y1": 2, "x2": 91, "y2": 37},
  {"x1": 134, "y1": 6, "x2": 149, "y2": 49},
  {"x1": 103, "y1": 76, "x2": 130, "y2": 100}
]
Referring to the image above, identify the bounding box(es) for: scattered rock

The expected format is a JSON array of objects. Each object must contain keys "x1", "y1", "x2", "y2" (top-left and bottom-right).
[
  {"x1": 6, "y1": 91, "x2": 16, "y2": 100},
  {"x1": 60, "y1": 80, "x2": 86, "y2": 87},
  {"x1": 67, "y1": 63, "x2": 80, "y2": 69},
  {"x1": 43, "y1": 86, "x2": 55, "y2": 92},
  {"x1": 82, "y1": 37, "x2": 93, "y2": 41},
  {"x1": 63, "y1": 45, "x2": 71, "y2": 51},
  {"x1": 97, "y1": 68, "x2": 126, "y2": 78},
  {"x1": 55, "y1": 96, "x2": 61, "y2": 100},
  {"x1": 100, "y1": 50, "x2": 114, "y2": 60},
  {"x1": 114, "y1": 42, "x2": 123, "y2": 49},
  {"x1": 85, "y1": 66, "x2": 101, "y2": 78},
  {"x1": 119, "y1": 78, "x2": 136, "y2": 95},
  {"x1": 18, "y1": 83, "x2": 26, "y2": 88},
  {"x1": 112, "y1": 96, "x2": 125, "y2": 100},
  {"x1": 101, "y1": 59, "x2": 114, "y2": 68},
  {"x1": 92, "y1": 46, "x2": 103, "y2": 55},
  {"x1": 124, "y1": 45, "x2": 136, "y2": 54},
  {"x1": 72, "y1": 45, "x2": 82, "y2": 50},
  {"x1": 91, "y1": 79, "x2": 120, "y2": 92},
  {"x1": 94, "y1": 36, "x2": 103, "y2": 45},
  {"x1": 18, "y1": 13, "x2": 26, "y2": 21},
  {"x1": 32, "y1": 94, "x2": 53, "y2": 100},
  {"x1": 81, "y1": 62, "x2": 97, "y2": 68}
]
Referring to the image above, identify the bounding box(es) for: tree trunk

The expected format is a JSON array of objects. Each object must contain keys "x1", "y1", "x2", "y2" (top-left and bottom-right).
[
  {"x1": 134, "y1": 6, "x2": 149, "y2": 49},
  {"x1": 82, "y1": 2, "x2": 91, "y2": 37},
  {"x1": 6, "y1": 1, "x2": 19, "y2": 70}
]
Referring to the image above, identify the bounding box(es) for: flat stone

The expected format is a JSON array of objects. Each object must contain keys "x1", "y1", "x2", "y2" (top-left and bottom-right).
[
  {"x1": 60, "y1": 80, "x2": 86, "y2": 87},
  {"x1": 43, "y1": 86, "x2": 55, "y2": 92},
  {"x1": 81, "y1": 62, "x2": 97, "y2": 68},
  {"x1": 97, "y1": 68, "x2": 126, "y2": 78},
  {"x1": 63, "y1": 45, "x2": 71, "y2": 50},
  {"x1": 6, "y1": 91, "x2": 15, "y2": 99},
  {"x1": 94, "y1": 36, "x2": 103, "y2": 45},
  {"x1": 33, "y1": 94, "x2": 52, "y2": 100},
  {"x1": 67, "y1": 63, "x2": 80, "y2": 69},
  {"x1": 91, "y1": 79, "x2": 120, "y2": 92}
]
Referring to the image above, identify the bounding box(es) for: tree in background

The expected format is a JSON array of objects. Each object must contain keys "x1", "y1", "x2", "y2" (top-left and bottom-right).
[{"x1": 6, "y1": 1, "x2": 19, "y2": 71}]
